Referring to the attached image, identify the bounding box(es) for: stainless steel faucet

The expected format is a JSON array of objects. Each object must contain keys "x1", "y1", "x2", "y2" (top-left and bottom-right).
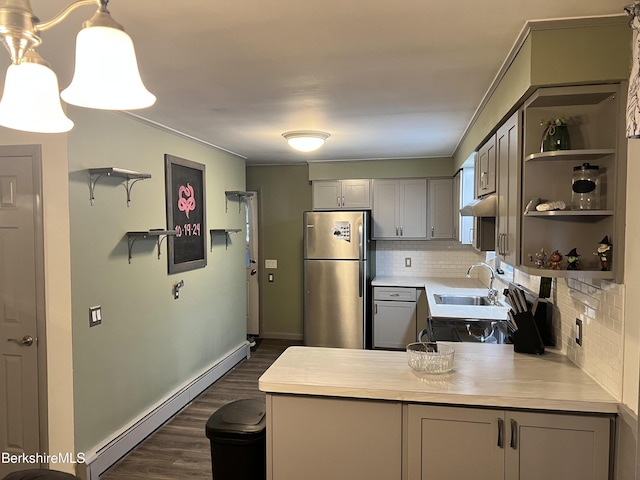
[{"x1": 466, "y1": 262, "x2": 498, "y2": 305}]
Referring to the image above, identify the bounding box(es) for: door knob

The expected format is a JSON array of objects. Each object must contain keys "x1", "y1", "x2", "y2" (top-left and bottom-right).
[{"x1": 7, "y1": 335, "x2": 34, "y2": 346}]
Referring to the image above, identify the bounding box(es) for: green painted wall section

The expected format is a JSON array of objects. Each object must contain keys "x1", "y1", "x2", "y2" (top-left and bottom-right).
[
  {"x1": 308, "y1": 157, "x2": 454, "y2": 180},
  {"x1": 453, "y1": 22, "x2": 631, "y2": 169},
  {"x1": 67, "y1": 108, "x2": 247, "y2": 453},
  {"x1": 246, "y1": 164, "x2": 311, "y2": 337},
  {"x1": 530, "y1": 24, "x2": 631, "y2": 87}
]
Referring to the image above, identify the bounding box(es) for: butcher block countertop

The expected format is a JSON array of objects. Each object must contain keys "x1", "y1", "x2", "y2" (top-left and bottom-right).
[{"x1": 258, "y1": 343, "x2": 618, "y2": 414}]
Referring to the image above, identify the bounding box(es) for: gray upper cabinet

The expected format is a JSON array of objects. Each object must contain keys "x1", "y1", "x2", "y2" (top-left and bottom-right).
[
  {"x1": 495, "y1": 110, "x2": 522, "y2": 266},
  {"x1": 312, "y1": 179, "x2": 371, "y2": 210},
  {"x1": 519, "y1": 83, "x2": 626, "y2": 281},
  {"x1": 372, "y1": 178, "x2": 427, "y2": 239},
  {"x1": 476, "y1": 134, "x2": 497, "y2": 197},
  {"x1": 428, "y1": 178, "x2": 453, "y2": 239}
]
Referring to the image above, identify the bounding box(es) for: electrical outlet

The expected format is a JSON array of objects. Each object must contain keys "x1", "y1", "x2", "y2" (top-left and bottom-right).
[
  {"x1": 268, "y1": 273, "x2": 275, "y2": 283},
  {"x1": 405, "y1": 257, "x2": 412, "y2": 267},
  {"x1": 575, "y1": 318, "x2": 583, "y2": 346},
  {"x1": 89, "y1": 306, "x2": 102, "y2": 327}
]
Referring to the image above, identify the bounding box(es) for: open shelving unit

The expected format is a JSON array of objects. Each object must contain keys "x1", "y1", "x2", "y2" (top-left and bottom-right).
[{"x1": 518, "y1": 83, "x2": 626, "y2": 281}]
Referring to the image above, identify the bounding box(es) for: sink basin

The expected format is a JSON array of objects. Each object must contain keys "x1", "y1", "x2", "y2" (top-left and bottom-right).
[{"x1": 434, "y1": 294, "x2": 494, "y2": 306}]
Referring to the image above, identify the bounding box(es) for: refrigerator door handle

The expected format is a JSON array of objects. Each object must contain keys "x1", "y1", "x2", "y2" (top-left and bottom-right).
[
  {"x1": 358, "y1": 260, "x2": 364, "y2": 298},
  {"x1": 358, "y1": 223, "x2": 364, "y2": 261}
]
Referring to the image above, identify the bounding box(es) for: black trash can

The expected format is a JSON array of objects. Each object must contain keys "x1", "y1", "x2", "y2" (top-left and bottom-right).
[{"x1": 205, "y1": 398, "x2": 266, "y2": 480}]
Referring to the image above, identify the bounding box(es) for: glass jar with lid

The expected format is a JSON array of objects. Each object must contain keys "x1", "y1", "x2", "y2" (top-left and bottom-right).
[{"x1": 571, "y1": 163, "x2": 601, "y2": 210}]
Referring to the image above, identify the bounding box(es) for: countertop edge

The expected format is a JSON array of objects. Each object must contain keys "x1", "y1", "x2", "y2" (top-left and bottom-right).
[{"x1": 258, "y1": 381, "x2": 618, "y2": 414}]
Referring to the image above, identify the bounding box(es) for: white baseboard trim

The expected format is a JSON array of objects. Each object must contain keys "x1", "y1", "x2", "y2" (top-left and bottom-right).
[{"x1": 80, "y1": 341, "x2": 250, "y2": 480}]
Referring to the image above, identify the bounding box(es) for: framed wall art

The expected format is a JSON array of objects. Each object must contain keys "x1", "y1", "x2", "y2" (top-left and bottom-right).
[{"x1": 165, "y1": 154, "x2": 206, "y2": 274}]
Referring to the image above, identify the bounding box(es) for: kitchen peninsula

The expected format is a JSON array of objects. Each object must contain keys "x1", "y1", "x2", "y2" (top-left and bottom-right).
[{"x1": 259, "y1": 344, "x2": 618, "y2": 480}]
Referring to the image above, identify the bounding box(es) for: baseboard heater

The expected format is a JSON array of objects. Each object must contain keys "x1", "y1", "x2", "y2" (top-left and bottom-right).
[{"x1": 80, "y1": 341, "x2": 250, "y2": 480}]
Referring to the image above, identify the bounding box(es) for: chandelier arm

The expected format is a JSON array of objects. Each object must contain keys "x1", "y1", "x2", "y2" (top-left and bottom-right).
[{"x1": 35, "y1": 0, "x2": 100, "y2": 32}]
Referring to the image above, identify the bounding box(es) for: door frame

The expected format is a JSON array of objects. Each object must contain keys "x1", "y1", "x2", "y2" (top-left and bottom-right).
[{"x1": 1, "y1": 144, "x2": 49, "y2": 460}]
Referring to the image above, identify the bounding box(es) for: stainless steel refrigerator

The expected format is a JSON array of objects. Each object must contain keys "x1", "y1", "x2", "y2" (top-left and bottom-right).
[{"x1": 303, "y1": 210, "x2": 373, "y2": 349}]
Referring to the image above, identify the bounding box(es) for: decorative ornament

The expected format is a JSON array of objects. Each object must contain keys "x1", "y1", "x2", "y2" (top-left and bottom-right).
[
  {"x1": 548, "y1": 250, "x2": 563, "y2": 270},
  {"x1": 566, "y1": 248, "x2": 580, "y2": 270},
  {"x1": 594, "y1": 236, "x2": 612, "y2": 271}
]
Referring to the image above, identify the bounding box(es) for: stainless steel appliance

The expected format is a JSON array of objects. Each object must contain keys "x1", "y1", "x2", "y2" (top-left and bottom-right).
[{"x1": 303, "y1": 210, "x2": 373, "y2": 348}]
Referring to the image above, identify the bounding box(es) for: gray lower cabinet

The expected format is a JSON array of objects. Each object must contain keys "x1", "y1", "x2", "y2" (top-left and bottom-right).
[
  {"x1": 373, "y1": 287, "x2": 426, "y2": 349},
  {"x1": 267, "y1": 395, "x2": 402, "y2": 480},
  {"x1": 405, "y1": 404, "x2": 612, "y2": 480}
]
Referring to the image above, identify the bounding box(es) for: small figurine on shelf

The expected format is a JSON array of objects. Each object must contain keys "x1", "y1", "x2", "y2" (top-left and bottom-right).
[
  {"x1": 566, "y1": 248, "x2": 580, "y2": 270},
  {"x1": 594, "y1": 236, "x2": 612, "y2": 271},
  {"x1": 528, "y1": 248, "x2": 547, "y2": 268},
  {"x1": 548, "y1": 250, "x2": 563, "y2": 270}
]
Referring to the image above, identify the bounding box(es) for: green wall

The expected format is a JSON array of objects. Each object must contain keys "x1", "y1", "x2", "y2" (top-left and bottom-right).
[
  {"x1": 308, "y1": 157, "x2": 454, "y2": 179},
  {"x1": 67, "y1": 108, "x2": 247, "y2": 452},
  {"x1": 246, "y1": 164, "x2": 311, "y2": 338}
]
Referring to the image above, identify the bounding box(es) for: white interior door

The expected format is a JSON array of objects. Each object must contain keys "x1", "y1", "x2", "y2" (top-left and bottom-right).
[
  {"x1": 246, "y1": 192, "x2": 260, "y2": 336},
  {"x1": 0, "y1": 148, "x2": 42, "y2": 475}
]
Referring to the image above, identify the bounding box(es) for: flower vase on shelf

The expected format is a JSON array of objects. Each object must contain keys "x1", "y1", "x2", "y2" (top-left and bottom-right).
[{"x1": 540, "y1": 118, "x2": 571, "y2": 152}]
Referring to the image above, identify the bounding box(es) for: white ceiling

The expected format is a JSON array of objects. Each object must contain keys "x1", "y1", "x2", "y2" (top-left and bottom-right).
[{"x1": 22, "y1": 0, "x2": 632, "y2": 164}]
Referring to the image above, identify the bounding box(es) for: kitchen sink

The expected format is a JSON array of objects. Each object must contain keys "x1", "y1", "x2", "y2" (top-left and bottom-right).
[{"x1": 434, "y1": 294, "x2": 494, "y2": 306}]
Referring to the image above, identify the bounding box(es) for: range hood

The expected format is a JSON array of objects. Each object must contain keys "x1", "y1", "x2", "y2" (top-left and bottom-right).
[{"x1": 460, "y1": 194, "x2": 496, "y2": 217}]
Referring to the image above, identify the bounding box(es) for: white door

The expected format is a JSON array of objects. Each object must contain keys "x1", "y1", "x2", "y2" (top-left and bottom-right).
[
  {"x1": 0, "y1": 146, "x2": 42, "y2": 475},
  {"x1": 246, "y1": 192, "x2": 260, "y2": 336}
]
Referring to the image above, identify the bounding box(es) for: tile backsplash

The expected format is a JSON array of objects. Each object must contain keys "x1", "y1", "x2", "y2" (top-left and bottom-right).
[
  {"x1": 375, "y1": 240, "x2": 486, "y2": 277},
  {"x1": 376, "y1": 241, "x2": 624, "y2": 399}
]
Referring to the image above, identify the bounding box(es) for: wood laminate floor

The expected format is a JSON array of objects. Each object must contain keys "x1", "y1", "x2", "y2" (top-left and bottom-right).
[{"x1": 101, "y1": 339, "x2": 297, "y2": 480}]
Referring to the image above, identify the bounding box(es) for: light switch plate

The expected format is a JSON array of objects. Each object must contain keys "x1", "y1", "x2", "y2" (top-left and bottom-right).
[
  {"x1": 405, "y1": 257, "x2": 412, "y2": 267},
  {"x1": 89, "y1": 306, "x2": 102, "y2": 327}
]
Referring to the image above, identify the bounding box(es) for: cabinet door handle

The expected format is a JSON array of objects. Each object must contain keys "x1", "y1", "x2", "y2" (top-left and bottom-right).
[
  {"x1": 510, "y1": 419, "x2": 517, "y2": 449},
  {"x1": 337, "y1": 196, "x2": 341, "y2": 207},
  {"x1": 400, "y1": 226, "x2": 403, "y2": 236},
  {"x1": 396, "y1": 226, "x2": 399, "y2": 236},
  {"x1": 497, "y1": 418, "x2": 504, "y2": 448},
  {"x1": 341, "y1": 196, "x2": 345, "y2": 207},
  {"x1": 375, "y1": 304, "x2": 378, "y2": 314},
  {"x1": 431, "y1": 226, "x2": 435, "y2": 236}
]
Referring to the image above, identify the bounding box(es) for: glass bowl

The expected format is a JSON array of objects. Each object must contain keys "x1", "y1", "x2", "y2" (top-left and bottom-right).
[{"x1": 406, "y1": 342, "x2": 455, "y2": 375}]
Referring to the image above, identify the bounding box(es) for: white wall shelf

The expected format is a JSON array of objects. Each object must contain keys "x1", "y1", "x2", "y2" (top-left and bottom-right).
[
  {"x1": 89, "y1": 167, "x2": 151, "y2": 207},
  {"x1": 225, "y1": 191, "x2": 254, "y2": 213},
  {"x1": 126, "y1": 230, "x2": 177, "y2": 263},
  {"x1": 210, "y1": 228, "x2": 242, "y2": 250}
]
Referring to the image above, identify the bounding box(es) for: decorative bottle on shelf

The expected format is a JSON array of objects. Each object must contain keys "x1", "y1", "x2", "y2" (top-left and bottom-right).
[
  {"x1": 540, "y1": 118, "x2": 571, "y2": 152},
  {"x1": 571, "y1": 163, "x2": 601, "y2": 210}
]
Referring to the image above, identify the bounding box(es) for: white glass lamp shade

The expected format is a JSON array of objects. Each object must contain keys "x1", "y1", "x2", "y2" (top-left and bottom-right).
[
  {"x1": 282, "y1": 131, "x2": 330, "y2": 152},
  {"x1": 0, "y1": 62, "x2": 73, "y2": 133},
  {"x1": 61, "y1": 26, "x2": 156, "y2": 110}
]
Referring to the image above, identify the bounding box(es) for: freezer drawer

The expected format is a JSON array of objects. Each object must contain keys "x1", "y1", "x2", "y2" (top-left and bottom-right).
[{"x1": 304, "y1": 259, "x2": 366, "y2": 348}]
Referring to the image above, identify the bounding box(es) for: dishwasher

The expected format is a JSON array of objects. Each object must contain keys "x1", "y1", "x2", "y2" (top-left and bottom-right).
[{"x1": 423, "y1": 317, "x2": 515, "y2": 344}]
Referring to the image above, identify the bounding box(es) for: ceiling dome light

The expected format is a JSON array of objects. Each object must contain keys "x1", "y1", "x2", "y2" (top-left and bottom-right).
[{"x1": 282, "y1": 131, "x2": 330, "y2": 152}]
